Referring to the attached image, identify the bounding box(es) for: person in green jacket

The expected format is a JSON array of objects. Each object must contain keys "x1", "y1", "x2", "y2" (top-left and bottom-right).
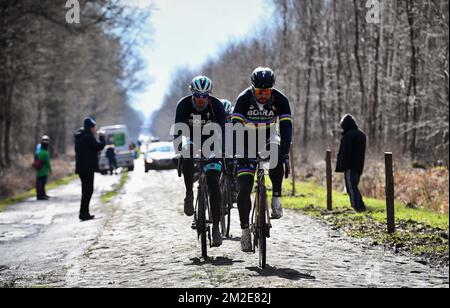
[{"x1": 36, "y1": 136, "x2": 52, "y2": 201}]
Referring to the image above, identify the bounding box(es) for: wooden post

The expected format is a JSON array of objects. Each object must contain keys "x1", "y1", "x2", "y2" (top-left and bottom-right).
[
  {"x1": 326, "y1": 150, "x2": 332, "y2": 211},
  {"x1": 385, "y1": 152, "x2": 395, "y2": 234},
  {"x1": 290, "y1": 147, "x2": 297, "y2": 196}
]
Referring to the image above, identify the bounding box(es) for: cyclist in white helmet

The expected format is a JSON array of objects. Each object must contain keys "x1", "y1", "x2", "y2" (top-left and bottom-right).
[{"x1": 173, "y1": 76, "x2": 227, "y2": 248}]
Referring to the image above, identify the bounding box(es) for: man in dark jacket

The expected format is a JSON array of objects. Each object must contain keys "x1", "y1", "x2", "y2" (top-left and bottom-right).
[
  {"x1": 335, "y1": 114, "x2": 367, "y2": 212},
  {"x1": 75, "y1": 117, "x2": 106, "y2": 221}
]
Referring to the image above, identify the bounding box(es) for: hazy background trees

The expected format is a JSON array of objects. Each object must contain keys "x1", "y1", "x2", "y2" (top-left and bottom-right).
[
  {"x1": 2, "y1": 0, "x2": 447, "y2": 170},
  {"x1": 0, "y1": 0, "x2": 149, "y2": 168},
  {"x1": 151, "y1": 0, "x2": 449, "y2": 166}
]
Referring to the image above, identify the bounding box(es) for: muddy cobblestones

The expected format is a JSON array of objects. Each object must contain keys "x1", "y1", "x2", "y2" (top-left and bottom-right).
[{"x1": 63, "y1": 169, "x2": 449, "y2": 288}]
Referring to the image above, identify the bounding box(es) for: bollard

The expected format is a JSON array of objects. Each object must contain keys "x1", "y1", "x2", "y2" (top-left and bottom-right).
[
  {"x1": 326, "y1": 150, "x2": 332, "y2": 211},
  {"x1": 385, "y1": 152, "x2": 395, "y2": 234}
]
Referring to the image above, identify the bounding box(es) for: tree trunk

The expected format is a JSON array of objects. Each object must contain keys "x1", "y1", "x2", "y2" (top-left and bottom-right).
[
  {"x1": 3, "y1": 81, "x2": 13, "y2": 166},
  {"x1": 406, "y1": 0, "x2": 419, "y2": 159},
  {"x1": 315, "y1": 56, "x2": 327, "y2": 142},
  {"x1": 353, "y1": 0, "x2": 367, "y2": 121},
  {"x1": 371, "y1": 24, "x2": 381, "y2": 148},
  {"x1": 333, "y1": 0, "x2": 344, "y2": 116},
  {"x1": 303, "y1": 55, "x2": 313, "y2": 149},
  {"x1": 0, "y1": 113, "x2": 4, "y2": 168},
  {"x1": 0, "y1": 82, "x2": 5, "y2": 168}
]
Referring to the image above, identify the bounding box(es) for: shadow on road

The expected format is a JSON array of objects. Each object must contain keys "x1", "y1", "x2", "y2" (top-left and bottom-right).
[
  {"x1": 223, "y1": 236, "x2": 241, "y2": 242},
  {"x1": 246, "y1": 266, "x2": 316, "y2": 281},
  {"x1": 188, "y1": 256, "x2": 245, "y2": 267}
]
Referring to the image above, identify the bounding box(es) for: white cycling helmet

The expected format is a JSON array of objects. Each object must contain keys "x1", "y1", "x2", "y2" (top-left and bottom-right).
[{"x1": 190, "y1": 76, "x2": 213, "y2": 95}]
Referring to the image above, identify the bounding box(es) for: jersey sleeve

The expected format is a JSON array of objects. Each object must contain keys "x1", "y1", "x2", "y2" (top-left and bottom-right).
[
  {"x1": 231, "y1": 92, "x2": 248, "y2": 124},
  {"x1": 212, "y1": 99, "x2": 227, "y2": 157},
  {"x1": 174, "y1": 100, "x2": 187, "y2": 138},
  {"x1": 276, "y1": 93, "x2": 293, "y2": 156}
]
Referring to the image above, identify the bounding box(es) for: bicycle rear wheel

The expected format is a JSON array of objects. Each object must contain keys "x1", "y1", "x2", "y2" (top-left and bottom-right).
[
  {"x1": 258, "y1": 185, "x2": 267, "y2": 269},
  {"x1": 223, "y1": 176, "x2": 233, "y2": 238},
  {"x1": 226, "y1": 185, "x2": 232, "y2": 238},
  {"x1": 220, "y1": 177, "x2": 227, "y2": 237}
]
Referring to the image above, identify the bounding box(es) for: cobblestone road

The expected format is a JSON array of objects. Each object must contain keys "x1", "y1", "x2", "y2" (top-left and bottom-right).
[{"x1": 1, "y1": 163, "x2": 448, "y2": 288}]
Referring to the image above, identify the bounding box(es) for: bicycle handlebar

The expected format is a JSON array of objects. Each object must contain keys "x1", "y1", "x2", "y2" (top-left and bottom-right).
[{"x1": 174, "y1": 155, "x2": 227, "y2": 177}]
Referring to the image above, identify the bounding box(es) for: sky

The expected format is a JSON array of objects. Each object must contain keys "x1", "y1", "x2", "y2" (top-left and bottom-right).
[{"x1": 129, "y1": 0, "x2": 272, "y2": 126}]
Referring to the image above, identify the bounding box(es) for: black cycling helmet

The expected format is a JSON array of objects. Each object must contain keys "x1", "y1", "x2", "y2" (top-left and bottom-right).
[{"x1": 251, "y1": 67, "x2": 275, "y2": 89}]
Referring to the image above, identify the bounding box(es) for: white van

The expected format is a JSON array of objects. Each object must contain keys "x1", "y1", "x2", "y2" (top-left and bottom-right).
[{"x1": 98, "y1": 125, "x2": 135, "y2": 173}]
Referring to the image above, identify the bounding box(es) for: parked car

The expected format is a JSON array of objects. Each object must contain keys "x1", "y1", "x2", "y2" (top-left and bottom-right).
[
  {"x1": 99, "y1": 125, "x2": 135, "y2": 173},
  {"x1": 144, "y1": 142, "x2": 176, "y2": 173}
]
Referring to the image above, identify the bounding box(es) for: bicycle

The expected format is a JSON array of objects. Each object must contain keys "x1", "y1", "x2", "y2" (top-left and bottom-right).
[
  {"x1": 177, "y1": 156, "x2": 220, "y2": 259},
  {"x1": 251, "y1": 155, "x2": 290, "y2": 269},
  {"x1": 220, "y1": 160, "x2": 236, "y2": 238}
]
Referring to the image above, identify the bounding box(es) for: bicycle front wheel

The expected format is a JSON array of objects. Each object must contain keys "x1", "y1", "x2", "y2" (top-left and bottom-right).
[
  {"x1": 258, "y1": 185, "x2": 267, "y2": 269},
  {"x1": 198, "y1": 187, "x2": 208, "y2": 259}
]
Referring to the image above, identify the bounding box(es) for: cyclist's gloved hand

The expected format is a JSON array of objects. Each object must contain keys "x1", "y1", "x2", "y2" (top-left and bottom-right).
[
  {"x1": 179, "y1": 138, "x2": 195, "y2": 156},
  {"x1": 181, "y1": 138, "x2": 194, "y2": 151},
  {"x1": 280, "y1": 154, "x2": 290, "y2": 178}
]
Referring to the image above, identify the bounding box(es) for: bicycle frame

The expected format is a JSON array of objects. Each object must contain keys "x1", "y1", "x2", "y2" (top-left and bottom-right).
[
  {"x1": 220, "y1": 160, "x2": 237, "y2": 238},
  {"x1": 177, "y1": 156, "x2": 214, "y2": 259},
  {"x1": 195, "y1": 160, "x2": 213, "y2": 257},
  {"x1": 251, "y1": 158, "x2": 272, "y2": 268}
]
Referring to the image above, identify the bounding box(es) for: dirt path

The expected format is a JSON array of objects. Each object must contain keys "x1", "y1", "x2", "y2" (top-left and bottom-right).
[{"x1": 0, "y1": 173, "x2": 122, "y2": 287}]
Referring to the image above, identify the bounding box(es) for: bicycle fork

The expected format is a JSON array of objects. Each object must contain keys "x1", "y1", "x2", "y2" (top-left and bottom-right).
[
  {"x1": 251, "y1": 179, "x2": 272, "y2": 253},
  {"x1": 192, "y1": 182, "x2": 212, "y2": 247}
]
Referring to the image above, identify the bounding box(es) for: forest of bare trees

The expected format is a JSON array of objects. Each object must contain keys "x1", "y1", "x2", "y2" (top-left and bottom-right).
[
  {"x1": 0, "y1": 0, "x2": 149, "y2": 169},
  {"x1": 151, "y1": 0, "x2": 449, "y2": 166}
]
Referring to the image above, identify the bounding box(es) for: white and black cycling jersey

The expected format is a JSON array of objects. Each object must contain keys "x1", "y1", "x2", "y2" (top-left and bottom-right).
[{"x1": 231, "y1": 88, "x2": 293, "y2": 156}]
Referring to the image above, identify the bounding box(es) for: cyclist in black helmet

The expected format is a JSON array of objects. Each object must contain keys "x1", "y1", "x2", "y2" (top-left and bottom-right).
[{"x1": 231, "y1": 67, "x2": 293, "y2": 252}]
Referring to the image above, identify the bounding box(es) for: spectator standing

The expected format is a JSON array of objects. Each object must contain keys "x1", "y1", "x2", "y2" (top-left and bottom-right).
[
  {"x1": 335, "y1": 114, "x2": 367, "y2": 213},
  {"x1": 75, "y1": 117, "x2": 106, "y2": 221}
]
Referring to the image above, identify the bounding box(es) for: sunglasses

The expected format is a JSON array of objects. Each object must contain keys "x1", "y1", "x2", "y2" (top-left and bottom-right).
[
  {"x1": 253, "y1": 88, "x2": 272, "y2": 95},
  {"x1": 193, "y1": 93, "x2": 210, "y2": 98}
]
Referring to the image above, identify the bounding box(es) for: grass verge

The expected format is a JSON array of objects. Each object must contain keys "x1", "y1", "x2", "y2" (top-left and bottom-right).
[
  {"x1": 100, "y1": 171, "x2": 129, "y2": 204},
  {"x1": 0, "y1": 174, "x2": 78, "y2": 213}
]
